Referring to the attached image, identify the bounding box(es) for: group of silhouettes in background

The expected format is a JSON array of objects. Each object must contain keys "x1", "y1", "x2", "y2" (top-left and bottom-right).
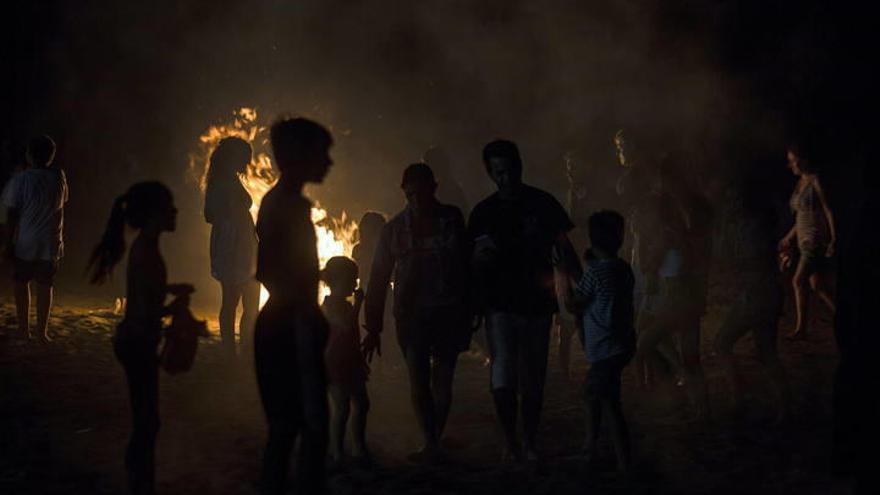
[{"x1": 1, "y1": 114, "x2": 835, "y2": 495}]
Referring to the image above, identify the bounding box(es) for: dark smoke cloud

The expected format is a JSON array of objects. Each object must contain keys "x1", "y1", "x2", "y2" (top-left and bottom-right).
[{"x1": 4, "y1": 0, "x2": 839, "y2": 304}]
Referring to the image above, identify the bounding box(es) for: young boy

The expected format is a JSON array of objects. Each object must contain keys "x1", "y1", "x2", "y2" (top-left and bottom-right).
[
  {"x1": 254, "y1": 117, "x2": 333, "y2": 495},
  {"x1": 320, "y1": 256, "x2": 371, "y2": 465},
  {"x1": 2, "y1": 135, "x2": 68, "y2": 342},
  {"x1": 560, "y1": 210, "x2": 635, "y2": 473}
]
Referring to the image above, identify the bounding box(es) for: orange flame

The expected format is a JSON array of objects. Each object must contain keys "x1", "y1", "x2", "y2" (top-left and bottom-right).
[{"x1": 191, "y1": 107, "x2": 358, "y2": 306}]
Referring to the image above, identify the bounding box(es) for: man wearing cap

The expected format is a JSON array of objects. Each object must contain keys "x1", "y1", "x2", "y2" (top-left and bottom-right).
[{"x1": 363, "y1": 163, "x2": 472, "y2": 462}]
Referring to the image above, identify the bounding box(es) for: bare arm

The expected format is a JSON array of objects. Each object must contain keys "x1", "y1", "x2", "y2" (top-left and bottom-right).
[
  {"x1": 813, "y1": 177, "x2": 837, "y2": 255},
  {"x1": 362, "y1": 225, "x2": 394, "y2": 362},
  {"x1": 5, "y1": 207, "x2": 19, "y2": 257},
  {"x1": 555, "y1": 232, "x2": 583, "y2": 281}
]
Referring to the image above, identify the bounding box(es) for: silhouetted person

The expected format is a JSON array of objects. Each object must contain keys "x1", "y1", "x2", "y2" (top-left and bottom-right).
[
  {"x1": 713, "y1": 181, "x2": 790, "y2": 422},
  {"x1": 88, "y1": 182, "x2": 195, "y2": 495},
  {"x1": 204, "y1": 137, "x2": 259, "y2": 358},
  {"x1": 559, "y1": 210, "x2": 635, "y2": 473},
  {"x1": 351, "y1": 212, "x2": 387, "y2": 290},
  {"x1": 556, "y1": 151, "x2": 591, "y2": 380},
  {"x1": 468, "y1": 139, "x2": 581, "y2": 461},
  {"x1": 2, "y1": 135, "x2": 68, "y2": 341},
  {"x1": 363, "y1": 163, "x2": 472, "y2": 462},
  {"x1": 321, "y1": 256, "x2": 370, "y2": 465},
  {"x1": 779, "y1": 144, "x2": 836, "y2": 340},
  {"x1": 254, "y1": 117, "x2": 332, "y2": 495},
  {"x1": 351, "y1": 212, "x2": 394, "y2": 375},
  {"x1": 662, "y1": 151, "x2": 712, "y2": 419},
  {"x1": 626, "y1": 151, "x2": 689, "y2": 392}
]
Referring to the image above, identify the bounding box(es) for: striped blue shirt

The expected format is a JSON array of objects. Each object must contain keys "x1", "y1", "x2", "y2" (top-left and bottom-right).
[{"x1": 575, "y1": 257, "x2": 636, "y2": 362}]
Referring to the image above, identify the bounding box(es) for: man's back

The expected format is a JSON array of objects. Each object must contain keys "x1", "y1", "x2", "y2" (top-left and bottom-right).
[{"x1": 2, "y1": 167, "x2": 68, "y2": 261}]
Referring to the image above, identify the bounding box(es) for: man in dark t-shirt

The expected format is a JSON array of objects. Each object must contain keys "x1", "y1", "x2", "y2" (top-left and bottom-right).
[{"x1": 468, "y1": 139, "x2": 582, "y2": 461}]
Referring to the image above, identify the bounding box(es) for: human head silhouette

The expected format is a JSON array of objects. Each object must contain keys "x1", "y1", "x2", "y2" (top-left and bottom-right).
[{"x1": 270, "y1": 117, "x2": 333, "y2": 184}]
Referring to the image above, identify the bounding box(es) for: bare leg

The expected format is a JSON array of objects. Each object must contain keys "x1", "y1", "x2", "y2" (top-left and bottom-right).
[
  {"x1": 602, "y1": 399, "x2": 632, "y2": 473},
  {"x1": 431, "y1": 354, "x2": 458, "y2": 438},
  {"x1": 350, "y1": 381, "x2": 370, "y2": 459},
  {"x1": 809, "y1": 272, "x2": 836, "y2": 313},
  {"x1": 492, "y1": 388, "x2": 519, "y2": 459},
  {"x1": 405, "y1": 346, "x2": 440, "y2": 455},
  {"x1": 715, "y1": 348, "x2": 743, "y2": 413},
  {"x1": 35, "y1": 282, "x2": 53, "y2": 341},
  {"x1": 327, "y1": 385, "x2": 350, "y2": 462},
  {"x1": 635, "y1": 314, "x2": 670, "y2": 389},
  {"x1": 680, "y1": 322, "x2": 709, "y2": 420},
  {"x1": 521, "y1": 322, "x2": 551, "y2": 458},
  {"x1": 583, "y1": 398, "x2": 601, "y2": 461},
  {"x1": 13, "y1": 281, "x2": 31, "y2": 338},
  {"x1": 791, "y1": 257, "x2": 810, "y2": 338},
  {"x1": 558, "y1": 321, "x2": 576, "y2": 380},
  {"x1": 219, "y1": 281, "x2": 243, "y2": 357},
  {"x1": 239, "y1": 281, "x2": 260, "y2": 356}
]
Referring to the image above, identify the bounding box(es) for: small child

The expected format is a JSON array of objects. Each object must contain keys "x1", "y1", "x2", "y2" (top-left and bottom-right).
[
  {"x1": 560, "y1": 210, "x2": 635, "y2": 473},
  {"x1": 88, "y1": 181, "x2": 195, "y2": 494},
  {"x1": 321, "y1": 256, "x2": 371, "y2": 464}
]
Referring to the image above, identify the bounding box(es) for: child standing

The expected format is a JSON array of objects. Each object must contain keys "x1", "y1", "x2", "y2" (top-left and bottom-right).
[
  {"x1": 88, "y1": 182, "x2": 194, "y2": 494},
  {"x1": 560, "y1": 210, "x2": 635, "y2": 473},
  {"x1": 321, "y1": 256, "x2": 371, "y2": 464},
  {"x1": 254, "y1": 117, "x2": 333, "y2": 495}
]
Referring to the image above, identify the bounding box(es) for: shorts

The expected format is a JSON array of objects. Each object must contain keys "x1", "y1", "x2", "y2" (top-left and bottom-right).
[
  {"x1": 585, "y1": 351, "x2": 633, "y2": 401},
  {"x1": 395, "y1": 306, "x2": 471, "y2": 359},
  {"x1": 798, "y1": 245, "x2": 830, "y2": 274},
  {"x1": 485, "y1": 311, "x2": 553, "y2": 393},
  {"x1": 13, "y1": 258, "x2": 58, "y2": 285}
]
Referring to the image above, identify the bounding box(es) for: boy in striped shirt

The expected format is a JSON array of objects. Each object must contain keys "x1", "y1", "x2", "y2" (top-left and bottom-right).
[{"x1": 559, "y1": 210, "x2": 635, "y2": 473}]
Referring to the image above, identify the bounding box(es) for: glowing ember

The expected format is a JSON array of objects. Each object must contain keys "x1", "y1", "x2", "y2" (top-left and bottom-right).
[{"x1": 191, "y1": 107, "x2": 358, "y2": 306}]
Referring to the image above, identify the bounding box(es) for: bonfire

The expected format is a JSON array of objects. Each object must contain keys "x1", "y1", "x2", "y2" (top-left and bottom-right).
[{"x1": 191, "y1": 107, "x2": 358, "y2": 305}]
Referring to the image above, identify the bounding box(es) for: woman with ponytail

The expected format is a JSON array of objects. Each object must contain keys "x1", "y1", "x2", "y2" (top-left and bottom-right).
[
  {"x1": 204, "y1": 137, "x2": 259, "y2": 358},
  {"x1": 89, "y1": 181, "x2": 194, "y2": 495}
]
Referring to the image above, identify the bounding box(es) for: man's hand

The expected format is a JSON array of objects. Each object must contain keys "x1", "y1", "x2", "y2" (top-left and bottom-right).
[
  {"x1": 361, "y1": 331, "x2": 382, "y2": 364},
  {"x1": 353, "y1": 288, "x2": 365, "y2": 305}
]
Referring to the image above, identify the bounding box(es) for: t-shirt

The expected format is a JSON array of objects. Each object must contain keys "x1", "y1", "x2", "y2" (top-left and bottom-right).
[
  {"x1": 468, "y1": 185, "x2": 574, "y2": 315},
  {"x1": 575, "y1": 257, "x2": 636, "y2": 362},
  {"x1": 255, "y1": 183, "x2": 319, "y2": 308},
  {"x1": 366, "y1": 203, "x2": 469, "y2": 330},
  {"x1": 1, "y1": 167, "x2": 68, "y2": 261}
]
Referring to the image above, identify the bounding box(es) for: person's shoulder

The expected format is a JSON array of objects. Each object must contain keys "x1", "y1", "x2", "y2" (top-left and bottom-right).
[
  {"x1": 436, "y1": 202, "x2": 464, "y2": 219},
  {"x1": 387, "y1": 209, "x2": 408, "y2": 229},
  {"x1": 470, "y1": 193, "x2": 499, "y2": 215},
  {"x1": 525, "y1": 184, "x2": 563, "y2": 206}
]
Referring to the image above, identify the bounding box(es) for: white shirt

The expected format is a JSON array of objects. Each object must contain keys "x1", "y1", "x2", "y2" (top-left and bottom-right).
[{"x1": 2, "y1": 167, "x2": 68, "y2": 261}]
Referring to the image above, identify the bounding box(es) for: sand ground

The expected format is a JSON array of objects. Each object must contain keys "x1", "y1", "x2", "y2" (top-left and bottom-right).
[{"x1": 0, "y1": 293, "x2": 853, "y2": 494}]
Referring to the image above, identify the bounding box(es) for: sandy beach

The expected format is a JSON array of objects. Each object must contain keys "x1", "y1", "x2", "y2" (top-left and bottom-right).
[{"x1": 0, "y1": 292, "x2": 852, "y2": 494}]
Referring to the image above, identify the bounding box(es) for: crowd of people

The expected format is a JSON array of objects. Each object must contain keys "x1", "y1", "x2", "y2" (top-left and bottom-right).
[{"x1": 0, "y1": 117, "x2": 837, "y2": 494}]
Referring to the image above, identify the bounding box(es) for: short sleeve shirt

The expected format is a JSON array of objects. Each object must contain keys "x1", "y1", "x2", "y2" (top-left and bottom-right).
[
  {"x1": 2, "y1": 168, "x2": 68, "y2": 261},
  {"x1": 576, "y1": 257, "x2": 636, "y2": 362},
  {"x1": 468, "y1": 185, "x2": 574, "y2": 315}
]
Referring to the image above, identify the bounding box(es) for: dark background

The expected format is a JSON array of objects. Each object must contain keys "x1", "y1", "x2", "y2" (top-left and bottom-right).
[
  {"x1": 1, "y1": 1, "x2": 877, "y2": 491},
  {"x1": 2, "y1": 0, "x2": 871, "y2": 305}
]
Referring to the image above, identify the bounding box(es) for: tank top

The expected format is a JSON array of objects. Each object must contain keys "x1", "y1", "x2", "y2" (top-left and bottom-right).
[{"x1": 789, "y1": 179, "x2": 826, "y2": 250}]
